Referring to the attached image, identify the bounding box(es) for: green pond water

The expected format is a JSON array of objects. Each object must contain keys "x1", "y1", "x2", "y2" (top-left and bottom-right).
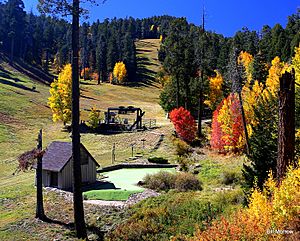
[
  {"x1": 101, "y1": 167, "x2": 176, "y2": 191},
  {"x1": 83, "y1": 167, "x2": 176, "y2": 200}
]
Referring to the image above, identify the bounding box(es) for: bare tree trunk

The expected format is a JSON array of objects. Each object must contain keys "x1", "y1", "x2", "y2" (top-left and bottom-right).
[
  {"x1": 35, "y1": 129, "x2": 46, "y2": 221},
  {"x1": 238, "y1": 92, "x2": 250, "y2": 154},
  {"x1": 72, "y1": 0, "x2": 87, "y2": 239},
  {"x1": 277, "y1": 70, "x2": 295, "y2": 181}
]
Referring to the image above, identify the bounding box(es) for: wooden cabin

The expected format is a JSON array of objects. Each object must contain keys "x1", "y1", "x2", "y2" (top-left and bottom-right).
[{"x1": 38, "y1": 141, "x2": 100, "y2": 190}]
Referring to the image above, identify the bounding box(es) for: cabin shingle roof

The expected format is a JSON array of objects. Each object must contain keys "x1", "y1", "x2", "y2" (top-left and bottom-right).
[
  {"x1": 42, "y1": 142, "x2": 72, "y2": 172},
  {"x1": 41, "y1": 141, "x2": 99, "y2": 172}
]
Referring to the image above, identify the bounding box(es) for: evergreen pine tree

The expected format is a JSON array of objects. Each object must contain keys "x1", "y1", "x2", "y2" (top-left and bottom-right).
[{"x1": 242, "y1": 93, "x2": 278, "y2": 192}]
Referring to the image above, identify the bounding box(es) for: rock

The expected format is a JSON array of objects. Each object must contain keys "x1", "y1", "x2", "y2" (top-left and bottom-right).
[{"x1": 88, "y1": 234, "x2": 99, "y2": 240}]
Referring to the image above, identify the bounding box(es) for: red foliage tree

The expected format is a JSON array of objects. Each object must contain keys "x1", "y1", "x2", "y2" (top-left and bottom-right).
[
  {"x1": 210, "y1": 94, "x2": 245, "y2": 152},
  {"x1": 169, "y1": 107, "x2": 197, "y2": 143},
  {"x1": 230, "y1": 94, "x2": 244, "y2": 150}
]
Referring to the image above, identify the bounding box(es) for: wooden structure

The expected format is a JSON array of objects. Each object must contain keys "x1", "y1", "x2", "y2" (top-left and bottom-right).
[
  {"x1": 105, "y1": 106, "x2": 145, "y2": 130},
  {"x1": 37, "y1": 141, "x2": 100, "y2": 190}
]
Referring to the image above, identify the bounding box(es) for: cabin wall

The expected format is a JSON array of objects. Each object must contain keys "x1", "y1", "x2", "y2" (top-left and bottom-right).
[
  {"x1": 60, "y1": 160, "x2": 73, "y2": 190},
  {"x1": 42, "y1": 170, "x2": 50, "y2": 187},
  {"x1": 81, "y1": 156, "x2": 97, "y2": 183}
]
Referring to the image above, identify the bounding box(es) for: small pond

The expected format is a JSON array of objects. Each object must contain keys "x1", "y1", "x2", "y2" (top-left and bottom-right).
[
  {"x1": 83, "y1": 167, "x2": 176, "y2": 201},
  {"x1": 102, "y1": 167, "x2": 176, "y2": 190}
]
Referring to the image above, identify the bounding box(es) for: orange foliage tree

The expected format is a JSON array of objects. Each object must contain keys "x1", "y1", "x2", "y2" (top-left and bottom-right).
[
  {"x1": 210, "y1": 94, "x2": 245, "y2": 152},
  {"x1": 169, "y1": 107, "x2": 197, "y2": 143}
]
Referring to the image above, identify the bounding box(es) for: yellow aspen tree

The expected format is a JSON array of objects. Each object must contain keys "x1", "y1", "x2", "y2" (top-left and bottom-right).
[
  {"x1": 264, "y1": 56, "x2": 289, "y2": 97},
  {"x1": 113, "y1": 61, "x2": 127, "y2": 84},
  {"x1": 204, "y1": 70, "x2": 223, "y2": 110},
  {"x1": 88, "y1": 107, "x2": 101, "y2": 129},
  {"x1": 292, "y1": 45, "x2": 300, "y2": 83},
  {"x1": 292, "y1": 44, "x2": 300, "y2": 127},
  {"x1": 238, "y1": 51, "x2": 254, "y2": 83},
  {"x1": 48, "y1": 64, "x2": 72, "y2": 125},
  {"x1": 242, "y1": 80, "x2": 264, "y2": 136}
]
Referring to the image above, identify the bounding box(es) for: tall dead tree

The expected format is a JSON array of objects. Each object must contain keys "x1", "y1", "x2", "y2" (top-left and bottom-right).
[
  {"x1": 35, "y1": 129, "x2": 46, "y2": 221},
  {"x1": 38, "y1": 0, "x2": 107, "y2": 238},
  {"x1": 71, "y1": 0, "x2": 87, "y2": 239},
  {"x1": 277, "y1": 70, "x2": 295, "y2": 181},
  {"x1": 228, "y1": 47, "x2": 250, "y2": 154}
]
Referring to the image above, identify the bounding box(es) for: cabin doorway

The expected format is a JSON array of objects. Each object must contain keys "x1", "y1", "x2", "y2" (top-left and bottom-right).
[{"x1": 50, "y1": 172, "x2": 58, "y2": 187}]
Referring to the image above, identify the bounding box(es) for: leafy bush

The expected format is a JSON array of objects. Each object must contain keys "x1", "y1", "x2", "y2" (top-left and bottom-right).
[
  {"x1": 143, "y1": 171, "x2": 202, "y2": 192},
  {"x1": 172, "y1": 137, "x2": 191, "y2": 156},
  {"x1": 175, "y1": 172, "x2": 202, "y2": 192},
  {"x1": 220, "y1": 169, "x2": 240, "y2": 185},
  {"x1": 169, "y1": 107, "x2": 197, "y2": 142},
  {"x1": 177, "y1": 156, "x2": 190, "y2": 172},
  {"x1": 143, "y1": 171, "x2": 175, "y2": 191},
  {"x1": 148, "y1": 157, "x2": 169, "y2": 164}
]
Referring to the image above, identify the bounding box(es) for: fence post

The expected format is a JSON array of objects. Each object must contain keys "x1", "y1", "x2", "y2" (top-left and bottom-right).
[{"x1": 112, "y1": 143, "x2": 116, "y2": 164}]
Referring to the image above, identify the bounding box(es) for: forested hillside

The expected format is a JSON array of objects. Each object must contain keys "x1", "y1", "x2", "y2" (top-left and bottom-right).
[{"x1": 0, "y1": 1, "x2": 298, "y2": 86}]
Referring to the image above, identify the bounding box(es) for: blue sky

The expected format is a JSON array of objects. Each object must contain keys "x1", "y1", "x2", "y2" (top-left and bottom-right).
[{"x1": 24, "y1": 0, "x2": 299, "y2": 37}]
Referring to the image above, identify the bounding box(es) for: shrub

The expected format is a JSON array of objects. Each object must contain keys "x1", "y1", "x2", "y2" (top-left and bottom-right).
[
  {"x1": 172, "y1": 137, "x2": 191, "y2": 156},
  {"x1": 175, "y1": 172, "x2": 202, "y2": 192},
  {"x1": 148, "y1": 157, "x2": 169, "y2": 164},
  {"x1": 220, "y1": 169, "x2": 240, "y2": 185},
  {"x1": 143, "y1": 171, "x2": 176, "y2": 191},
  {"x1": 169, "y1": 107, "x2": 197, "y2": 143},
  {"x1": 143, "y1": 171, "x2": 202, "y2": 192},
  {"x1": 177, "y1": 156, "x2": 190, "y2": 172}
]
